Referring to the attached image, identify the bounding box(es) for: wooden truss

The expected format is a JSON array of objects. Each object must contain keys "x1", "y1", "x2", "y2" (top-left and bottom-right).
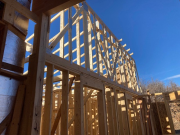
[{"x1": 24, "y1": 2, "x2": 142, "y2": 93}]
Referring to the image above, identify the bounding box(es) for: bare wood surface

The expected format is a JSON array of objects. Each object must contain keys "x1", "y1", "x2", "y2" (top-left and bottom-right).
[{"x1": 51, "y1": 76, "x2": 75, "y2": 135}]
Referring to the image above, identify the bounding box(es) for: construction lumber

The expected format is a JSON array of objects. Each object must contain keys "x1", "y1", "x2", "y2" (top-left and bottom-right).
[
  {"x1": 0, "y1": 23, "x2": 7, "y2": 70},
  {"x1": 8, "y1": 85, "x2": 26, "y2": 135},
  {"x1": 41, "y1": 64, "x2": 54, "y2": 135},
  {"x1": 45, "y1": 53, "x2": 140, "y2": 96},
  {"x1": 0, "y1": 112, "x2": 12, "y2": 134},
  {"x1": 1, "y1": 1, "x2": 178, "y2": 135},
  {"x1": 74, "y1": 75, "x2": 84, "y2": 135},
  {"x1": 111, "y1": 89, "x2": 120, "y2": 135},
  {"x1": 61, "y1": 70, "x2": 69, "y2": 135},
  {"x1": 106, "y1": 91, "x2": 115, "y2": 135},
  {"x1": 19, "y1": 14, "x2": 50, "y2": 135},
  {"x1": 118, "y1": 92, "x2": 130, "y2": 135},
  {"x1": 2, "y1": 0, "x2": 38, "y2": 23},
  {"x1": 97, "y1": 90, "x2": 108, "y2": 135},
  {"x1": 51, "y1": 76, "x2": 75, "y2": 135},
  {"x1": 24, "y1": 2, "x2": 142, "y2": 93},
  {"x1": 32, "y1": 0, "x2": 84, "y2": 15},
  {"x1": 163, "y1": 94, "x2": 176, "y2": 134}
]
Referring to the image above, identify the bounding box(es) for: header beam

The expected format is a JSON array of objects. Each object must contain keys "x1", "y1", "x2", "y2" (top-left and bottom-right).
[{"x1": 32, "y1": 0, "x2": 84, "y2": 15}]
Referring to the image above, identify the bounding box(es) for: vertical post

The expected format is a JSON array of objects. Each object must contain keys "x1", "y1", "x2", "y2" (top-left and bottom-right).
[
  {"x1": 93, "y1": 15, "x2": 100, "y2": 74},
  {"x1": 51, "y1": 92, "x2": 55, "y2": 132},
  {"x1": 76, "y1": 14, "x2": 81, "y2": 65},
  {"x1": 84, "y1": 87, "x2": 88, "y2": 135},
  {"x1": 129, "y1": 61, "x2": 134, "y2": 89},
  {"x1": 132, "y1": 61, "x2": 138, "y2": 91},
  {"x1": 116, "y1": 92, "x2": 125, "y2": 135},
  {"x1": 97, "y1": 89, "x2": 108, "y2": 135},
  {"x1": 106, "y1": 91, "x2": 115, "y2": 135},
  {"x1": 125, "y1": 59, "x2": 130, "y2": 88},
  {"x1": 69, "y1": 93, "x2": 74, "y2": 135},
  {"x1": 58, "y1": 90, "x2": 62, "y2": 134},
  {"x1": 148, "y1": 96, "x2": 157, "y2": 135},
  {"x1": 74, "y1": 75, "x2": 84, "y2": 135},
  {"x1": 19, "y1": 14, "x2": 50, "y2": 135},
  {"x1": 131, "y1": 100, "x2": 138, "y2": 135},
  {"x1": 0, "y1": 24, "x2": 8, "y2": 70},
  {"x1": 110, "y1": 35, "x2": 115, "y2": 72},
  {"x1": 121, "y1": 50, "x2": 128, "y2": 87},
  {"x1": 95, "y1": 101, "x2": 98, "y2": 134},
  {"x1": 118, "y1": 49, "x2": 123, "y2": 85},
  {"x1": 163, "y1": 94, "x2": 175, "y2": 134},
  {"x1": 139, "y1": 99, "x2": 146, "y2": 135},
  {"x1": 88, "y1": 97, "x2": 92, "y2": 135},
  {"x1": 41, "y1": 64, "x2": 54, "y2": 135},
  {"x1": 119, "y1": 92, "x2": 130, "y2": 135},
  {"x1": 102, "y1": 26, "x2": 111, "y2": 77},
  {"x1": 92, "y1": 100, "x2": 96, "y2": 135},
  {"x1": 88, "y1": 21, "x2": 93, "y2": 71},
  {"x1": 96, "y1": 21, "x2": 103, "y2": 75},
  {"x1": 61, "y1": 70, "x2": 69, "y2": 135},
  {"x1": 143, "y1": 98, "x2": 150, "y2": 135},
  {"x1": 68, "y1": 8, "x2": 72, "y2": 62},
  {"x1": 133, "y1": 99, "x2": 141, "y2": 135},
  {"x1": 8, "y1": 85, "x2": 26, "y2": 135},
  {"x1": 111, "y1": 88, "x2": 120, "y2": 135},
  {"x1": 83, "y1": 2, "x2": 90, "y2": 70},
  {"x1": 60, "y1": 11, "x2": 64, "y2": 58}
]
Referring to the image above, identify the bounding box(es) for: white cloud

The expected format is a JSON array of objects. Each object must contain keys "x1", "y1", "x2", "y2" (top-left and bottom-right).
[{"x1": 163, "y1": 74, "x2": 180, "y2": 80}]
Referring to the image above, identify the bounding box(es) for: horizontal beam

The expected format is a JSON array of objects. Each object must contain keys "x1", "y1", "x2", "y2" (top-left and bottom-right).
[
  {"x1": 2, "y1": 0, "x2": 38, "y2": 22},
  {"x1": 45, "y1": 53, "x2": 140, "y2": 96},
  {"x1": 32, "y1": 0, "x2": 84, "y2": 15}
]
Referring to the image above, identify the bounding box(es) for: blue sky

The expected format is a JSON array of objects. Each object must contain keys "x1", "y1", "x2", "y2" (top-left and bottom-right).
[{"x1": 86, "y1": 0, "x2": 180, "y2": 86}]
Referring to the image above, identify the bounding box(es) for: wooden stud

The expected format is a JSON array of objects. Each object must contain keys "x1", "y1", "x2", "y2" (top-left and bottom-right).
[
  {"x1": 51, "y1": 77, "x2": 75, "y2": 135},
  {"x1": 163, "y1": 94, "x2": 175, "y2": 134},
  {"x1": 19, "y1": 14, "x2": 50, "y2": 135},
  {"x1": 76, "y1": 14, "x2": 81, "y2": 65},
  {"x1": 88, "y1": 21, "x2": 93, "y2": 71},
  {"x1": 0, "y1": 111, "x2": 12, "y2": 134},
  {"x1": 60, "y1": 11, "x2": 64, "y2": 58},
  {"x1": 88, "y1": 96, "x2": 93, "y2": 135},
  {"x1": 0, "y1": 1, "x2": 163, "y2": 135},
  {"x1": 8, "y1": 85, "x2": 26, "y2": 135},
  {"x1": 83, "y1": 3, "x2": 90, "y2": 70},
  {"x1": 68, "y1": 8, "x2": 72, "y2": 62},
  {"x1": 119, "y1": 92, "x2": 130, "y2": 135},
  {"x1": 32, "y1": 0, "x2": 83, "y2": 15},
  {"x1": 97, "y1": 89, "x2": 108, "y2": 135},
  {"x1": 134, "y1": 99, "x2": 142, "y2": 135},
  {"x1": 61, "y1": 70, "x2": 69, "y2": 135},
  {"x1": 84, "y1": 87, "x2": 88, "y2": 135},
  {"x1": 74, "y1": 75, "x2": 84, "y2": 135},
  {"x1": 116, "y1": 91, "x2": 125, "y2": 135},
  {"x1": 3, "y1": 0, "x2": 38, "y2": 23},
  {"x1": 111, "y1": 89, "x2": 120, "y2": 135},
  {"x1": 3, "y1": 4, "x2": 15, "y2": 24},
  {"x1": 102, "y1": 26, "x2": 112, "y2": 78},
  {"x1": 106, "y1": 91, "x2": 115, "y2": 135},
  {"x1": 41, "y1": 64, "x2": 54, "y2": 135},
  {"x1": 93, "y1": 14, "x2": 100, "y2": 74},
  {"x1": 0, "y1": 24, "x2": 8, "y2": 70}
]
